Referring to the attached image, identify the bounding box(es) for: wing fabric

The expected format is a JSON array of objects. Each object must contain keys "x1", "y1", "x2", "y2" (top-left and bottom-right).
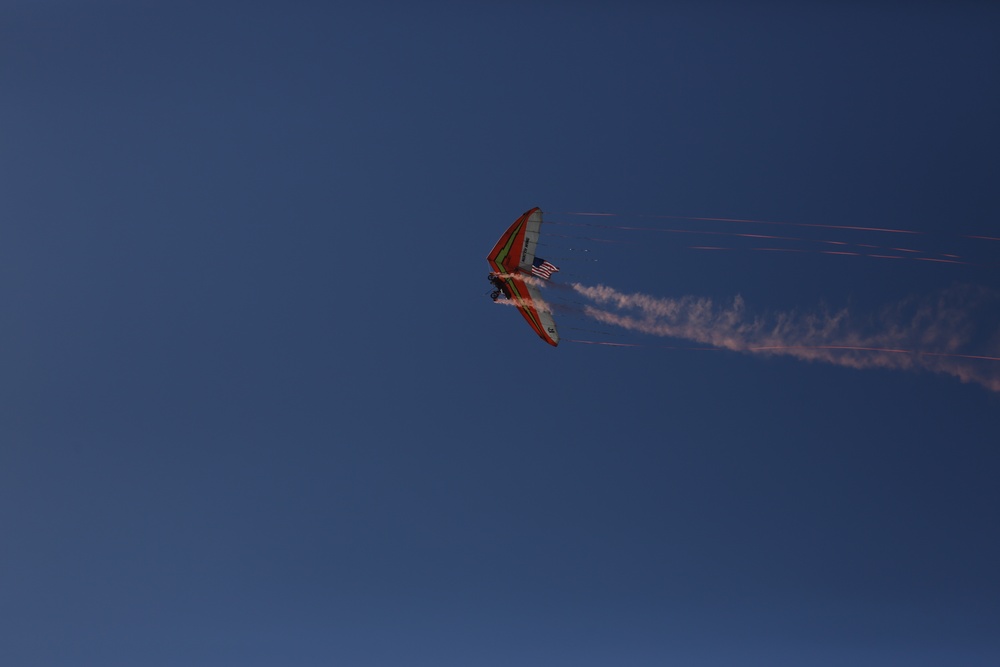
[
  {"x1": 487, "y1": 207, "x2": 542, "y2": 275},
  {"x1": 488, "y1": 207, "x2": 559, "y2": 346},
  {"x1": 516, "y1": 209, "x2": 542, "y2": 273},
  {"x1": 502, "y1": 274, "x2": 559, "y2": 346}
]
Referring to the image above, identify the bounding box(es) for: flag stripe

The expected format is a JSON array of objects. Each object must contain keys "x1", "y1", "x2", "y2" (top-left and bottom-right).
[{"x1": 531, "y1": 258, "x2": 560, "y2": 280}]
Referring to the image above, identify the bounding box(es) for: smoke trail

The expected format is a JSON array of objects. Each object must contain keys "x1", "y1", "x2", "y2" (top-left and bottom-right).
[
  {"x1": 494, "y1": 273, "x2": 551, "y2": 288},
  {"x1": 490, "y1": 275, "x2": 559, "y2": 313},
  {"x1": 558, "y1": 211, "x2": 920, "y2": 235},
  {"x1": 551, "y1": 212, "x2": 1000, "y2": 262},
  {"x1": 492, "y1": 294, "x2": 554, "y2": 311},
  {"x1": 571, "y1": 282, "x2": 1000, "y2": 391},
  {"x1": 685, "y1": 245, "x2": 967, "y2": 264},
  {"x1": 548, "y1": 221, "x2": 968, "y2": 263}
]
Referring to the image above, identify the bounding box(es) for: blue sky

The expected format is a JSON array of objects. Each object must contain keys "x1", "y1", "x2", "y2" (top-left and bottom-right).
[{"x1": 3, "y1": 1, "x2": 999, "y2": 665}]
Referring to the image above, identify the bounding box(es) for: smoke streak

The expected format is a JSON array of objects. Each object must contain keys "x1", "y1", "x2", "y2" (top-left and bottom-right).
[
  {"x1": 494, "y1": 273, "x2": 550, "y2": 288},
  {"x1": 571, "y1": 282, "x2": 1000, "y2": 391},
  {"x1": 687, "y1": 245, "x2": 967, "y2": 265},
  {"x1": 559, "y1": 211, "x2": 920, "y2": 235},
  {"x1": 492, "y1": 294, "x2": 553, "y2": 311},
  {"x1": 547, "y1": 222, "x2": 966, "y2": 264},
  {"x1": 490, "y1": 274, "x2": 558, "y2": 312}
]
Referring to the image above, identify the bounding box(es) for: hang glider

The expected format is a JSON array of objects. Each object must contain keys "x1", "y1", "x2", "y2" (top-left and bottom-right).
[{"x1": 487, "y1": 207, "x2": 560, "y2": 346}]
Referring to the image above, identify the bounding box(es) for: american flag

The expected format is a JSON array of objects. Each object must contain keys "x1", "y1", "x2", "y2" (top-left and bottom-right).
[{"x1": 531, "y1": 257, "x2": 560, "y2": 280}]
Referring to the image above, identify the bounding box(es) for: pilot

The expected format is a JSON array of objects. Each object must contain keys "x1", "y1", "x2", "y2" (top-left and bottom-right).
[{"x1": 488, "y1": 274, "x2": 508, "y2": 301}]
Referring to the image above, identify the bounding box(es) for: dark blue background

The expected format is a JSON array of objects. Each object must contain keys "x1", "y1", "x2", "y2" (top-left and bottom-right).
[{"x1": 3, "y1": 2, "x2": 999, "y2": 665}]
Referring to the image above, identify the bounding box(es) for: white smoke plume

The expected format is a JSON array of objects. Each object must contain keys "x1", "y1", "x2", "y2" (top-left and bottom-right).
[
  {"x1": 494, "y1": 273, "x2": 550, "y2": 288},
  {"x1": 491, "y1": 273, "x2": 557, "y2": 312},
  {"x1": 492, "y1": 295, "x2": 553, "y2": 312},
  {"x1": 571, "y1": 282, "x2": 1000, "y2": 392}
]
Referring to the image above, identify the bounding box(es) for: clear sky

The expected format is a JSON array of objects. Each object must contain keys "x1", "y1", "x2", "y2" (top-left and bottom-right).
[{"x1": 3, "y1": 1, "x2": 999, "y2": 665}]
